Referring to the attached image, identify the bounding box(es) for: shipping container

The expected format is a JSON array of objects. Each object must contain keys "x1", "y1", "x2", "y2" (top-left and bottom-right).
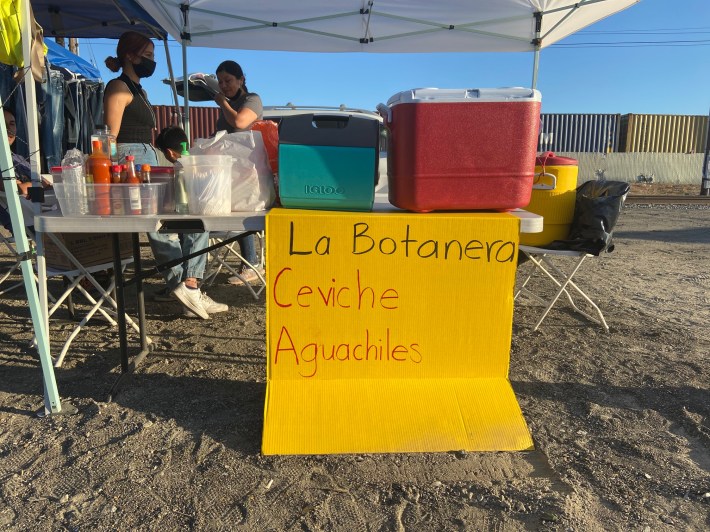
[
  {"x1": 538, "y1": 113, "x2": 621, "y2": 153},
  {"x1": 152, "y1": 105, "x2": 220, "y2": 145},
  {"x1": 619, "y1": 114, "x2": 708, "y2": 153}
]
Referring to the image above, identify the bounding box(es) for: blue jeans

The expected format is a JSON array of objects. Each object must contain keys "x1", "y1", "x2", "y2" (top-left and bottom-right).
[
  {"x1": 148, "y1": 231, "x2": 210, "y2": 291},
  {"x1": 117, "y1": 142, "x2": 208, "y2": 288},
  {"x1": 238, "y1": 233, "x2": 258, "y2": 267},
  {"x1": 39, "y1": 67, "x2": 64, "y2": 170}
]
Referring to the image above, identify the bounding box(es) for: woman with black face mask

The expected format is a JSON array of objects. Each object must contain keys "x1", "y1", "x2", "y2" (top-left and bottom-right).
[
  {"x1": 103, "y1": 31, "x2": 158, "y2": 167},
  {"x1": 103, "y1": 32, "x2": 226, "y2": 320}
]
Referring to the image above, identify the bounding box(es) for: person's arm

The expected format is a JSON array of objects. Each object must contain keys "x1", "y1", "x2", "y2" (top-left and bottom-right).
[
  {"x1": 215, "y1": 93, "x2": 258, "y2": 130},
  {"x1": 103, "y1": 80, "x2": 133, "y2": 139},
  {"x1": 16, "y1": 180, "x2": 31, "y2": 197}
]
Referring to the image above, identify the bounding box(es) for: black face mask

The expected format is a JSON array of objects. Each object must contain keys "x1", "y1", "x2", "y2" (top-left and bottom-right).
[{"x1": 134, "y1": 57, "x2": 156, "y2": 78}]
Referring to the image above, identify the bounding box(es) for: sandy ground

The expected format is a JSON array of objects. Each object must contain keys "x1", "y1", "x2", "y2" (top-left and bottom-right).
[{"x1": 0, "y1": 200, "x2": 708, "y2": 531}]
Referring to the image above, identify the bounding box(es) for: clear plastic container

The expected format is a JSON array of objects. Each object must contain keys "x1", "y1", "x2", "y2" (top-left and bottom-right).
[
  {"x1": 54, "y1": 183, "x2": 167, "y2": 216},
  {"x1": 180, "y1": 155, "x2": 232, "y2": 215}
]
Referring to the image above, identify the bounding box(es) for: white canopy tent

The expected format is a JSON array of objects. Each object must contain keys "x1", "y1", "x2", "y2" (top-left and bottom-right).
[{"x1": 135, "y1": 0, "x2": 639, "y2": 136}]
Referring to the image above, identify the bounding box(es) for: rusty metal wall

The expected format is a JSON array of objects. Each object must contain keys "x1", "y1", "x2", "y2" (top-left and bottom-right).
[
  {"x1": 619, "y1": 114, "x2": 708, "y2": 153},
  {"x1": 152, "y1": 105, "x2": 220, "y2": 144},
  {"x1": 538, "y1": 114, "x2": 621, "y2": 153}
]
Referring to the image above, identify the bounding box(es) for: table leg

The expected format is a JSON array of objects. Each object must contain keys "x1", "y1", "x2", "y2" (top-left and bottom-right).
[
  {"x1": 133, "y1": 233, "x2": 148, "y2": 352},
  {"x1": 112, "y1": 234, "x2": 129, "y2": 373}
]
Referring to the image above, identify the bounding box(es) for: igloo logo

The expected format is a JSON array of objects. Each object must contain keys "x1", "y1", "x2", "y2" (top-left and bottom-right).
[{"x1": 304, "y1": 185, "x2": 345, "y2": 195}]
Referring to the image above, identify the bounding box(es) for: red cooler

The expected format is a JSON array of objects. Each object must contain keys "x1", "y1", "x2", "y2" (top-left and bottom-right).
[{"x1": 382, "y1": 87, "x2": 541, "y2": 212}]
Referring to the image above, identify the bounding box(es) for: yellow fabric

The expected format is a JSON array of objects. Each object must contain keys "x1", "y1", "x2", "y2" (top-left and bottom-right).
[{"x1": 0, "y1": 0, "x2": 47, "y2": 80}]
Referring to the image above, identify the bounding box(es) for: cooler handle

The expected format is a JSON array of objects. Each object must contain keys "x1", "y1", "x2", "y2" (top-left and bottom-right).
[{"x1": 533, "y1": 172, "x2": 557, "y2": 190}]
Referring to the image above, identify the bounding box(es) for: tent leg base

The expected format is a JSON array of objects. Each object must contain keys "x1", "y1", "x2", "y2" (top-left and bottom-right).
[{"x1": 36, "y1": 402, "x2": 79, "y2": 418}]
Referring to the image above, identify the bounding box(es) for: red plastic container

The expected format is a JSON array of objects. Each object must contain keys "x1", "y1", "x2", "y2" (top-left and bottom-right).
[{"x1": 382, "y1": 88, "x2": 541, "y2": 212}]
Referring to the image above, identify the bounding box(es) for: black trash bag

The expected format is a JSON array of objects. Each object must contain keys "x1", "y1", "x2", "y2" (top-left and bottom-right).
[{"x1": 545, "y1": 180, "x2": 631, "y2": 256}]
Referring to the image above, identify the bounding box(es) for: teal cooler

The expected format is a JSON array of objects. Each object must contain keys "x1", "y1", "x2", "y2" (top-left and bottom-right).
[{"x1": 278, "y1": 114, "x2": 380, "y2": 211}]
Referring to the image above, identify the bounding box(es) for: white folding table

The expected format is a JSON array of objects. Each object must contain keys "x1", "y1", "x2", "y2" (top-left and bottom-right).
[{"x1": 34, "y1": 211, "x2": 266, "y2": 398}]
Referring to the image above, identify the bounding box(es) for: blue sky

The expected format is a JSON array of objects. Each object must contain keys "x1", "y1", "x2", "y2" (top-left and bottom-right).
[{"x1": 78, "y1": 0, "x2": 709, "y2": 115}]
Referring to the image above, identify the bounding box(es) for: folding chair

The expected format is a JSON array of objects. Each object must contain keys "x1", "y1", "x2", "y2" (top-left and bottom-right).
[
  {"x1": 202, "y1": 231, "x2": 266, "y2": 300},
  {"x1": 32, "y1": 230, "x2": 150, "y2": 368},
  {"x1": 515, "y1": 246, "x2": 609, "y2": 332},
  {"x1": 514, "y1": 180, "x2": 630, "y2": 333},
  {"x1": 0, "y1": 192, "x2": 53, "y2": 296}
]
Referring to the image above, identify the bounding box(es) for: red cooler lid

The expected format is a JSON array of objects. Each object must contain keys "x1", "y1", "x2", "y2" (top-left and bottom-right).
[{"x1": 536, "y1": 152, "x2": 577, "y2": 166}]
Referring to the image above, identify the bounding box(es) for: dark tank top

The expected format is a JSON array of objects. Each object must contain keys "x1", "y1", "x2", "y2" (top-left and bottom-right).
[{"x1": 107, "y1": 73, "x2": 155, "y2": 143}]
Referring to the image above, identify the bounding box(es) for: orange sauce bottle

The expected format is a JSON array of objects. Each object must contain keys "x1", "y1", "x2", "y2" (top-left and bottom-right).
[{"x1": 86, "y1": 139, "x2": 111, "y2": 215}]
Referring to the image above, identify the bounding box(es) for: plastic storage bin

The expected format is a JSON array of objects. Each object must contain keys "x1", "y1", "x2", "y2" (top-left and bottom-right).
[
  {"x1": 382, "y1": 87, "x2": 541, "y2": 212},
  {"x1": 519, "y1": 152, "x2": 578, "y2": 246},
  {"x1": 54, "y1": 183, "x2": 167, "y2": 216},
  {"x1": 180, "y1": 155, "x2": 232, "y2": 215},
  {"x1": 278, "y1": 113, "x2": 380, "y2": 211}
]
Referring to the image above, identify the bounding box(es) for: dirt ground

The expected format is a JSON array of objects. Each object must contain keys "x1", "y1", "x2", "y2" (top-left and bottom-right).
[{"x1": 0, "y1": 196, "x2": 708, "y2": 531}]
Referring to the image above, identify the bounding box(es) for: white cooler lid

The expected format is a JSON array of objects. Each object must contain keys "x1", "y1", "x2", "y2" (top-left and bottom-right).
[{"x1": 386, "y1": 87, "x2": 541, "y2": 107}]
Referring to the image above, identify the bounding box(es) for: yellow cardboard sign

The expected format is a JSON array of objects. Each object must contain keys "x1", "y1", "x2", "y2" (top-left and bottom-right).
[{"x1": 263, "y1": 208, "x2": 532, "y2": 454}]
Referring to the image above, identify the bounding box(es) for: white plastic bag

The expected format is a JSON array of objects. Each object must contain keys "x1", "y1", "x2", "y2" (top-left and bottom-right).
[{"x1": 190, "y1": 130, "x2": 275, "y2": 211}]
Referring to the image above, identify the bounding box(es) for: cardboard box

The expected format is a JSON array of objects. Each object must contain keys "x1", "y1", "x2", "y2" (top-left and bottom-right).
[
  {"x1": 43, "y1": 233, "x2": 133, "y2": 271},
  {"x1": 263, "y1": 207, "x2": 532, "y2": 455}
]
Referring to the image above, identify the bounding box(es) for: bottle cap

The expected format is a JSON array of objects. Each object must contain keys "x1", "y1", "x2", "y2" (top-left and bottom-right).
[
  {"x1": 112, "y1": 165, "x2": 121, "y2": 172},
  {"x1": 126, "y1": 155, "x2": 135, "y2": 161},
  {"x1": 142, "y1": 164, "x2": 151, "y2": 171},
  {"x1": 136, "y1": 164, "x2": 142, "y2": 171}
]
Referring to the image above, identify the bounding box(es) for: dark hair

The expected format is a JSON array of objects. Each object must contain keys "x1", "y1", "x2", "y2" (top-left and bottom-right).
[
  {"x1": 2, "y1": 103, "x2": 15, "y2": 119},
  {"x1": 155, "y1": 126, "x2": 188, "y2": 153},
  {"x1": 216, "y1": 60, "x2": 249, "y2": 93},
  {"x1": 105, "y1": 31, "x2": 152, "y2": 73}
]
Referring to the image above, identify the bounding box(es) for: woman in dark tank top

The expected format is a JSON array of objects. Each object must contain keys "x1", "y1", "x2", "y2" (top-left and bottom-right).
[
  {"x1": 103, "y1": 31, "x2": 158, "y2": 166},
  {"x1": 102, "y1": 32, "x2": 228, "y2": 320}
]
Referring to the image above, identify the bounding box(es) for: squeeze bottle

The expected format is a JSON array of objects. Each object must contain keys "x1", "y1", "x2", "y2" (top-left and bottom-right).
[
  {"x1": 110, "y1": 165, "x2": 125, "y2": 215},
  {"x1": 124, "y1": 155, "x2": 142, "y2": 215},
  {"x1": 86, "y1": 140, "x2": 111, "y2": 215}
]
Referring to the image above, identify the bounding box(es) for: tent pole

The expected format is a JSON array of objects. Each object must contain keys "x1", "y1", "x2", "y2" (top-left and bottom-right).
[
  {"x1": 180, "y1": 3, "x2": 191, "y2": 142},
  {"x1": 532, "y1": 47, "x2": 540, "y2": 89},
  {"x1": 19, "y1": 0, "x2": 61, "y2": 414},
  {"x1": 0, "y1": 133, "x2": 60, "y2": 415},
  {"x1": 162, "y1": 38, "x2": 183, "y2": 126},
  {"x1": 20, "y1": 0, "x2": 51, "y2": 348},
  {"x1": 531, "y1": 11, "x2": 543, "y2": 89}
]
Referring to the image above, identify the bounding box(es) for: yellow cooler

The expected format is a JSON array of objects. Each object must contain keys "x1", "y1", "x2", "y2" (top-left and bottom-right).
[{"x1": 520, "y1": 152, "x2": 578, "y2": 247}]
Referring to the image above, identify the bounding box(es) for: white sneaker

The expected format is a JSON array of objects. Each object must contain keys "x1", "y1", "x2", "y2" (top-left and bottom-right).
[
  {"x1": 184, "y1": 291, "x2": 228, "y2": 318},
  {"x1": 228, "y1": 267, "x2": 264, "y2": 286},
  {"x1": 172, "y1": 282, "x2": 209, "y2": 320}
]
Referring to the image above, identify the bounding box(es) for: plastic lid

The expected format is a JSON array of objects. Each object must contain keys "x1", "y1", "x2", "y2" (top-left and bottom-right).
[
  {"x1": 112, "y1": 165, "x2": 122, "y2": 172},
  {"x1": 386, "y1": 87, "x2": 542, "y2": 107},
  {"x1": 535, "y1": 151, "x2": 578, "y2": 166},
  {"x1": 142, "y1": 164, "x2": 151, "y2": 171},
  {"x1": 126, "y1": 155, "x2": 135, "y2": 161}
]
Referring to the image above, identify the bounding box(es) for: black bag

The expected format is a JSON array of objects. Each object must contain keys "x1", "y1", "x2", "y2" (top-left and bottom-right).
[{"x1": 546, "y1": 180, "x2": 630, "y2": 255}]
